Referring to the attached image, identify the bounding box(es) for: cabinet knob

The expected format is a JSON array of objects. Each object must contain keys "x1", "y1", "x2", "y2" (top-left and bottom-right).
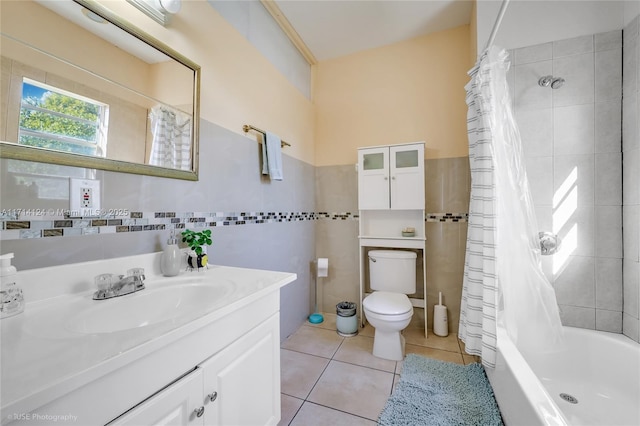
[
  {"x1": 194, "y1": 406, "x2": 205, "y2": 418},
  {"x1": 208, "y1": 391, "x2": 218, "y2": 402},
  {"x1": 384, "y1": 176, "x2": 388, "y2": 180},
  {"x1": 391, "y1": 176, "x2": 396, "y2": 180}
]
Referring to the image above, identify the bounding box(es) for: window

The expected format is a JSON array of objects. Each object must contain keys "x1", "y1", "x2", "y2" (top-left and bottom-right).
[{"x1": 19, "y1": 78, "x2": 109, "y2": 157}]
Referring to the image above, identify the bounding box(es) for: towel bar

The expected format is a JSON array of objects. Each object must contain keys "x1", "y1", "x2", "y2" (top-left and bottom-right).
[{"x1": 242, "y1": 124, "x2": 291, "y2": 147}]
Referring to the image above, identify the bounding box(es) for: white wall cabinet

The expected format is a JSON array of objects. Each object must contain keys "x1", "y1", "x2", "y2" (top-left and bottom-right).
[
  {"x1": 357, "y1": 142, "x2": 428, "y2": 336},
  {"x1": 109, "y1": 316, "x2": 280, "y2": 426},
  {"x1": 357, "y1": 143, "x2": 424, "y2": 210}
]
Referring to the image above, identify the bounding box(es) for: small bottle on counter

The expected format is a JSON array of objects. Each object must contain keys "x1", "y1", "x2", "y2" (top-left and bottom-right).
[
  {"x1": 161, "y1": 229, "x2": 182, "y2": 277},
  {"x1": 0, "y1": 253, "x2": 25, "y2": 319}
]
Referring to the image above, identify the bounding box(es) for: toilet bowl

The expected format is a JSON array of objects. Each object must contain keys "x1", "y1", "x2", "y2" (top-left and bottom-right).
[
  {"x1": 363, "y1": 250, "x2": 417, "y2": 361},
  {"x1": 363, "y1": 291, "x2": 414, "y2": 361}
]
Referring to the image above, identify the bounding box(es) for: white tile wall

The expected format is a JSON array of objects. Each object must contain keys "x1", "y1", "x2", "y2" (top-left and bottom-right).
[
  {"x1": 595, "y1": 258, "x2": 623, "y2": 310},
  {"x1": 595, "y1": 153, "x2": 623, "y2": 205},
  {"x1": 553, "y1": 104, "x2": 595, "y2": 155},
  {"x1": 553, "y1": 35, "x2": 593, "y2": 58},
  {"x1": 514, "y1": 43, "x2": 552, "y2": 64},
  {"x1": 595, "y1": 101, "x2": 622, "y2": 153},
  {"x1": 552, "y1": 53, "x2": 595, "y2": 107},
  {"x1": 623, "y1": 14, "x2": 640, "y2": 342},
  {"x1": 516, "y1": 109, "x2": 553, "y2": 157},
  {"x1": 512, "y1": 30, "x2": 624, "y2": 332},
  {"x1": 595, "y1": 49, "x2": 622, "y2": 102},
  {"x1": 514, "y1": 61, "x2": 553, "y2": 110}
]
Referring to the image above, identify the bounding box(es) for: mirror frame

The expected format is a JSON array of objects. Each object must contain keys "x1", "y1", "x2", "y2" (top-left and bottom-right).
[{"x1": 0, "y1": 0, "x2": 201, "y2": 181}]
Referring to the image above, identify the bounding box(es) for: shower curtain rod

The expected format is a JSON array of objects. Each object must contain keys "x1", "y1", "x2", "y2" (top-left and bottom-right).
[
  {"x1": 483, "y1": 0, "x2": 511, "y2": 52},
  {"x1": 242, "y1": 124, "x2": 291, "y2": 148}
]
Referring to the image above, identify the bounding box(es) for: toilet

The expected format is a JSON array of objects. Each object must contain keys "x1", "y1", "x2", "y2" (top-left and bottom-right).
[{"x1": 363, "y1": 250, "x2": 416, "y2": 361}]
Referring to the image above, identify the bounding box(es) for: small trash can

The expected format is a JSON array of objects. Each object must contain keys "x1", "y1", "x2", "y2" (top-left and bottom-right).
[{"x1": 336, "y1": 302, "x2": 358, "y2": 337}]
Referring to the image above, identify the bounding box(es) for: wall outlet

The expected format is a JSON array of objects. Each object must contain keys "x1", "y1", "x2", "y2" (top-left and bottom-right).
[
  {"x1": 81, "y1": 187, "x2": 92, "y2": 208},
  {"x1": 70, "y1": 178, "x2": 101, "y2": 216}
]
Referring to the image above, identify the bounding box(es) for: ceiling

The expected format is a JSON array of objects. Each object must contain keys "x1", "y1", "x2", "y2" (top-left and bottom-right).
[{"x1": 273, "y1": 0, "x2": 474, "y2": 62}]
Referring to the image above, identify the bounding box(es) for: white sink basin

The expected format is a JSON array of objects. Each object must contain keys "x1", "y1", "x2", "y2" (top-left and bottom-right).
[{"x1": 66, "y1": 281, "x2": 235, "y2": 334}]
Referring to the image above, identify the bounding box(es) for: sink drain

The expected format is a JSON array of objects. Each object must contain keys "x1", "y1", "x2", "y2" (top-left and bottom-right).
[{"x1": 559, "y1": 393, "x2": 578, "y2": 404}]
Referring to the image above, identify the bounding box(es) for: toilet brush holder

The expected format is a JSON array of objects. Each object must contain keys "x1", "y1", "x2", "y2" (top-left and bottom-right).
[{"x1": 433, "y1": 292, "x2": 448, "y2": 337}]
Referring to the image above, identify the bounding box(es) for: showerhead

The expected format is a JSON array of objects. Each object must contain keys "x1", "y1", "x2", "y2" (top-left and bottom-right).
[
  {"x1": 551, "y1": 77, "x2": 565, "y2": 89},
  {"x1": 538, "y1": 76, "x2": 553, "y2": 87},
  {"x1": 538, "y1": 75, "x2": 565, "y2": 89}
]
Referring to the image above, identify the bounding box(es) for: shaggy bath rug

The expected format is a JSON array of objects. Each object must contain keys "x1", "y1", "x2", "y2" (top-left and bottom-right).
[{"x1": 378, "y1": 354, "x2": 504, "y2": 426}]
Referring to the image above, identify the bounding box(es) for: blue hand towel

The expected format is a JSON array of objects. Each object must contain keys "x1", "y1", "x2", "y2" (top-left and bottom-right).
[{"x1": 261, "y1": 131, "x2": 283, "y2": 180}]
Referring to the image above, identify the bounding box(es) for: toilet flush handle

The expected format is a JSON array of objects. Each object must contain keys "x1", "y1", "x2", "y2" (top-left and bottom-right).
[{"x1": 369, "y1": 256, "x2": 376, "y2": 262}]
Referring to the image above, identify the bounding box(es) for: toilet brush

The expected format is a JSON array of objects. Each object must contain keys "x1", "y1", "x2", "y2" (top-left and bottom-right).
[{"x1": 308, "y1": 261, "x2": 324, "y2": 324}]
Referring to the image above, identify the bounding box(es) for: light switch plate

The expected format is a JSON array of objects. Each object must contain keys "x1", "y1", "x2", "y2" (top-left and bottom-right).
[{"x1": 70, "y1": 178, "x2": 101, "y2": 217}]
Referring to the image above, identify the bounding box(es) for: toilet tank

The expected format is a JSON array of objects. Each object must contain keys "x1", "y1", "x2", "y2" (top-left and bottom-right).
[{"x1": 368, "y1": 250, "x2": 417, "y2": 294}]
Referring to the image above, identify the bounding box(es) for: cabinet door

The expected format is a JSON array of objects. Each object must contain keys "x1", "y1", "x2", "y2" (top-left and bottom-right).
[
  {"x1": 201, "y1": 315, "x2": 280, "y2": 426},
  {"x1": 358, "y1": 147, "x2": 390, "y2": 209},
  {"x1": 109, "y1": 369, "x2": 204, "y2": 426},
  {"x1": 390, "y1": 144, "x2": 424, "y2": 209}
]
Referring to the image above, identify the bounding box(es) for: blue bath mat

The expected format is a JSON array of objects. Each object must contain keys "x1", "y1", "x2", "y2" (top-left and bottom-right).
[{"x1": 378, "y1": 354, "x2": 503, "y2": 426}]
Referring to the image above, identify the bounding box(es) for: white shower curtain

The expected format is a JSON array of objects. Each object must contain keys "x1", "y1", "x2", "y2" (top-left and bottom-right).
[
  {"x1": 459, "y1": 46, "x2": 563, "y2": 368},
  {"x1": 149, "y1": 105, "x2": 192, "y2": 170}
]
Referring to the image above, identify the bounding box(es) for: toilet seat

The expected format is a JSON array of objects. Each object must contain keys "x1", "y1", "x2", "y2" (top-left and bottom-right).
[{"x1": 363, "y1": 291, "x2": 412, "y2": 315}]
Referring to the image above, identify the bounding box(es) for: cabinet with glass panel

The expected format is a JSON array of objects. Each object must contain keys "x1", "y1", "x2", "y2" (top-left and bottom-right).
[{"x1": 357, "y1": 142, "x2": 425, "y2": 240}]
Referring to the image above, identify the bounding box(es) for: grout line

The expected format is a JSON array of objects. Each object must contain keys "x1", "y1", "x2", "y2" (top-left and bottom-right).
[
  {"x1": 283, "y1": 397, "x2": 304, "y2": 426},
  {"x1": 300, "y1": 401, "x2": 381, "y2": 424},
  {"x1": 280, "y1": 347, "x2": 333, "y2": 361},
  {"x1": 300, "y1": 357, "x2": 332, "y2": 401}
]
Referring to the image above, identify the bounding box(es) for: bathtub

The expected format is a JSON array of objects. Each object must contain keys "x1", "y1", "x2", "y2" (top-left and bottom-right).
[{"x1": 485, "y1": 325, "x2": 640, "y2": 425}]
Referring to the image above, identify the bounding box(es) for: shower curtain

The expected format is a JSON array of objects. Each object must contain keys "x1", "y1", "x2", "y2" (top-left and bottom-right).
[
  {"x1": 459, "y1": 46, "x2": 563, "y2": 368},
  {"x1": 149, "y1": 105, "x2": 192, "y2": 170}
]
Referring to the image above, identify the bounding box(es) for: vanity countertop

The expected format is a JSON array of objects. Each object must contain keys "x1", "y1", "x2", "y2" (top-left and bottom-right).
[{"x1": 0, "y1": 258, "x2": 296, "y2": 421}]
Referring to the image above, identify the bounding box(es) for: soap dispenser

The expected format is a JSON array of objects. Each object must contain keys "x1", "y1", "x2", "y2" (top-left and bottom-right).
[
  {"x1": 161, "y1": 229, "x2": 182, "y2": 277},
  {"x1": 0, "y1": 253, "x2": 25, "y2": 319}
]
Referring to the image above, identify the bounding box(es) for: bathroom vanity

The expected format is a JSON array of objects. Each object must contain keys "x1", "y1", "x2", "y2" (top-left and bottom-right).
[{"x1": 0, "y1": 253, "x2": 296, "y2": 425}]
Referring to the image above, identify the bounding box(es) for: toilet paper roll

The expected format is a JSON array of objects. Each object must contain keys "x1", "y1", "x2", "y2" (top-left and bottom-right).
[
  {"x1": 433, "y1": 304, "x2": 449, "y2": 337},
  {"x1": 317, "y1": 258, "x2": 328, "y2": 277}
]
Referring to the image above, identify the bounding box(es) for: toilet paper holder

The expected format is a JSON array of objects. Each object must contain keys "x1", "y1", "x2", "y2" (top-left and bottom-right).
[{"x1": 316, "y1": 258, "x2": 328, "y2": 277}]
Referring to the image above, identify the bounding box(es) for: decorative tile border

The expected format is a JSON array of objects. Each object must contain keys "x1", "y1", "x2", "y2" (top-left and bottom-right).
[
  {"x1": 0, "y1": 211, "x2": 467, "y2": 241},
  {"x1": 426, "y1": 213, "x2": 469, "y2": 223}
]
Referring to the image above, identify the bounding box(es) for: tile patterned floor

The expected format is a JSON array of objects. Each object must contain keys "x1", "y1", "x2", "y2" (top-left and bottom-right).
[{"x1": 279, "y1": 313, "x2": 478, "y2": 425}]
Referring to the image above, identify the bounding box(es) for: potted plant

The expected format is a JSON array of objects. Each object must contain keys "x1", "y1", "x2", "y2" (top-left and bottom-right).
[{"x1": 181, "y1": 229, "x2": 212, "y2": 269}]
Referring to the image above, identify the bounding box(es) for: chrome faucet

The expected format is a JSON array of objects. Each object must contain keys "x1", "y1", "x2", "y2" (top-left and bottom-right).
[{"x1": 93, "y1": 268, "x2": 146, "y2": 300}]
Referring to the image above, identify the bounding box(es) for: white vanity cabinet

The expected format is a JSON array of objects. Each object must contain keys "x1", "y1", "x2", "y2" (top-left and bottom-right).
[
  {"x1": 357, "y1": 143, "x2": 424, "y2": 210},
  {"x1": 201, "y1": 315, "x2": 280, "y2": 426},
  {"x1": 1, "y1": 259, "x2": 295, "y2": 426},
  {"x1": 109, "y1": 369, "x2": 204, "y2": 425},
  {"x1": 110, "y1": 316, "x2": 280, "y2": 426}
]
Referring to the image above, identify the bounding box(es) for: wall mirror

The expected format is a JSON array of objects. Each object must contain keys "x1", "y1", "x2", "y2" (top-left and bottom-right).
[{"x1": 0, "y1": 0, "x2": 201, "y2": 181}]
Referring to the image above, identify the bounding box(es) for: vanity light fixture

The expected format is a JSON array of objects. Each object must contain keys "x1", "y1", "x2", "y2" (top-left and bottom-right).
[
  {"x1": 126, "y1": 0, "x2": 182, "y2": 26},
  {"x1": 81, "y1": 7, "x2": 108, "y2": 24}
]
